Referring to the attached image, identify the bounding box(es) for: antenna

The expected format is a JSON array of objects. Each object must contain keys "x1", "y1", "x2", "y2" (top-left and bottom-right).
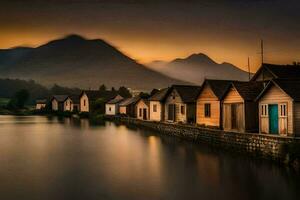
[
  {"x1": 248, "y1": 57, "x2": 251, "y2": 81},
  {"x1": 261, "y1": 39, "x2": 264, "y2": 65}
]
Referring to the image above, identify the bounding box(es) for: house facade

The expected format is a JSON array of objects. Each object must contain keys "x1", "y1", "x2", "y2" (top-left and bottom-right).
[
  {"x1": 196, "y1": 79, "x2": 232, "y2": 128},
  {"x1": 79, "y1": 90, "x2": 121, "y2": 113},
  {"x1": 105, "y1": 96, "x2": 124, "y2": 115},
  {"x1": 257, "y1": 79, "x2": 300, "y2": 137},
  {"x1": 149, "y1": 88, "x2": 169, "y2": 121},
  {"x1": 51, "y1": 95, "x2": 71, "y2": 112},
  {"x1": 119, "y1": 96, "x2": 141, "y2": 117},
  {"x1": 36, "y1": 99, "x2": 47, "y2": 110},
  {"x1": 164, "y1": 85, "x2": 201, "y2": 123},
  {"x1": 222, "y1": 82, "x2": 264, "y2": 133},
  {"x1": 70, "y1": 95, "x2": 80, "y2": 112},
  {"x1": 136, "y1": 99, "x2": 150, "y2": 120}
]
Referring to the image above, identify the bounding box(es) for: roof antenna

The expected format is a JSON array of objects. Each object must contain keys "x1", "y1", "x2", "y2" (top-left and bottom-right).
[
  {"x1": 248, "y1": 57, "x2": 251, "y2": 81},
  {"x1": 261, "y1": 39, "x2": 264, "y2": 65}
]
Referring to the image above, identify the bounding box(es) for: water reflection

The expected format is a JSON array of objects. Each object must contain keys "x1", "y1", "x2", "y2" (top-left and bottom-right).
[{"x1": 0, "y1": 116, "x2": 299, "y2": 200}]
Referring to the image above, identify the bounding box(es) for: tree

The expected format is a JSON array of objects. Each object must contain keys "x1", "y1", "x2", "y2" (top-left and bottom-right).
[
  {"x1": 150, "y1": 89, "x2": 159, "y2": 96},
  {"x1": 118, "y1": 86, "x2": 132, "y2": 98},
  {"x1": 111, "y1": 87, "x2": 116, "y2": 92},
  {"x1": 90, "y1": 98, "x2": 106, "y2": 114},
  {"x1": 139, "y1": 92, "x2": 150, "y2": 99},
  {"x1": 99, "y1": 84, "x2": 107, "y2": 92},
  {"x1": 7, "y1": 89, "x2": 30, "y2": 109}
]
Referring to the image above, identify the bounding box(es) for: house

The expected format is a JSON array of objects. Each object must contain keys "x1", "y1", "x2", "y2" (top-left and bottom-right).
[
  {"x1": 105, "y1": 95, "x2": 124, "y2": 115},
  {"x1": 79, "y1": 90, "x2": 121, "y2": 113},
  {"x1": 164, "y1": 85, "x2": 201, "y2": 123},
  {"x1": 36, "y1": 99, "x2": 47, "y2": 110},
  {"x1": 251, "y1": 63, "x2": 300, "y2": 82},
  {"x1": 196, "y1": 79, "x2": 232, "y2": 128},
  {"x1": 222, "y1": 81, "x2": 264, "y2": 133},
  {"x1": 51, "y1": 95, "x2": 72, "y2": 112},
  {"x1": 119, "y1": 96, "x2": 141, "y2": 117},
  {"x1": 69, "y1": 95, "x2": 80, "y2": 112},
  {"x1": 256, "y1": 79, "x2": 300, "y2": 137},
  {"x1": 148, "y1": 88, "x2": 170, "y2": 121},
  {"x1": 136, "y1": 98, "x2": 150, "y2": 120}
]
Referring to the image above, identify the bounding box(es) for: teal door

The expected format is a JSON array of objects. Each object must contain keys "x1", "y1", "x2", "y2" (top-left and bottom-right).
[{"x1": 268, "y1": 105, "x2": 278, "y2": 134}]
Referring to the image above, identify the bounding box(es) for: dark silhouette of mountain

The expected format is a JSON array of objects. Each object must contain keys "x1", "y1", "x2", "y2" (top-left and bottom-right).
[
  {"x1": 0, "y1": 34, "x2": 188, "y2": 90},
  {"x1": 148, "y1": 53, "x2": 250, "y2": 84}
]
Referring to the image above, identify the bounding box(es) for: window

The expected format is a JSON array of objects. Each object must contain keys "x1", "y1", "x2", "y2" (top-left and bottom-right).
[
  {"x1": 139, "y1": 108, "x2": 142, "y2": 117},
  {"x1": 279, "y1": 104, "x2": 287, "y2": 117},
  {"x1": 261, "y1": 104, "x2": 268, "y2": 116},
  {"x1": 109, "y1": 107, "x2": 111, "y2": 112},
  {"x1": 204, "y1": 103, "x2": 211, "y2": 118},
  {"x1": 181, "y1": 105, "x2": 185, "y2": 114},
  {"x1": 153, "y1": 104, "x2": 157, "y2": 112},
  {"x1": 84, "y1": 100, "x2": 86, "y2": 106}
]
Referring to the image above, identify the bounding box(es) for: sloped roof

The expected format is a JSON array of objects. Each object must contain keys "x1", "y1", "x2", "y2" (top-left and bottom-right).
[
  {"x1": 230, "y1": 81, "x2": 265, "y2": 101},
  {"x1": 52, "y1": 95, "x2": 69, "y2": 103},
  {"x1": 81, "y1": 90, "x2": 119, "y2": 102},
  {"x1": 172, "y1": 85, "x2": 202, "y2": 103},
  {"x1": 36, "y1": 99, "x2": 47, "y2": 104},
  {"x1": 251, "y1": 63, "x2": 300, "y2": 81},
  {"x1": 69, "y1": 94, "x2": 80, "y2": 104},
  {"x1": 136, "y1": 98, "x2": 150, "y2": 107},
  {"x1": 257, "y1": 79, "x2": 300, "y2": 101},
  {"x1": 119, "y1": 96, "x2": 141, "y2": 106},
  {"x1": 201, "y1": 79, "x2": 233, "y2": 100},
  {"x1": 148, "y1": 88, "x2": 170, "y2": 101},
  {"x1": 107, "y1": 96, "x2": 124, "y2": 104}
]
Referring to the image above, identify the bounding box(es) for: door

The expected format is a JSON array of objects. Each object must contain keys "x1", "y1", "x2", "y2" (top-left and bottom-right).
[
  {"x1": 231, "y1": 104, "x2": 237, "y2": 129},
  {"x1": 268, "y1": 104, "x2": 279, "y2": 134},
  {"x1": 143, "y1": 108, "x2": 147, "y2": 120},
  {"x1": 168, "y1": 104, "x2": 176, "y2": 121}
]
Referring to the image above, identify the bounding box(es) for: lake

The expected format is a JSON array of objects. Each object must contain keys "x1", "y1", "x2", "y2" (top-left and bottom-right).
[{"x1": 0, "y1": 115, "x2": 299, "y2": 200}]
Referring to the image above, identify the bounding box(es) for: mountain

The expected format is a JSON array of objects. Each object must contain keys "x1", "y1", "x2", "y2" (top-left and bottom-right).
[
  {"x1": 0, "y1": 34, "x2": 188, "y2": 91},
  {"x1": 148, "y1": 53, "x2": 251, "y2": 84}
]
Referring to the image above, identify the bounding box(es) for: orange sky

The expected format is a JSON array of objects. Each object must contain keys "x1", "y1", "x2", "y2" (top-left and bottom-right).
[{"x1": 1, "y1": 0, "x2": 300, "y2": 72}]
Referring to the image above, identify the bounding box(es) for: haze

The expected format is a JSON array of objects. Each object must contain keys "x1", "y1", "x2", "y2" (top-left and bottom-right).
[{"x1": 1, "y1": 0, "x2": 300, "y2": 71}]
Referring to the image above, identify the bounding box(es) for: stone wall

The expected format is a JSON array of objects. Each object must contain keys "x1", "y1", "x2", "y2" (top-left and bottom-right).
[{"x1": 107, "y1": 116, "x2": 300, "y2": 166}]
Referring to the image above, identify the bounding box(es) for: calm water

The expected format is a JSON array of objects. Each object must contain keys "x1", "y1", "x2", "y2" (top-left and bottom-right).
[{"x1": 0, "y1": 116, "x2": 299, "y2": 200}]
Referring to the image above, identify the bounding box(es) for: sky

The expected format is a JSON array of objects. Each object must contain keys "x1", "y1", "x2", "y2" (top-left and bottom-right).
[{"x1": 1, "y1": 0, "x2": 300, "y2": 72}]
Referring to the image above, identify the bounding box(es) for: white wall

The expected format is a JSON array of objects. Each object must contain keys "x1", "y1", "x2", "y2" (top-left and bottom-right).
[
  {"x1": 64, "y1": 98, "x2": 72, "y2": 111},
  {"x1": 149, "y1": 101, "x2": 162, "y2": 121},
  {"x1": 80, "y1": 93, "x2": 89, "y2": 112},
  {"x1": 52, "y1": 99, "x2": 58, "y2": 111},
  {"x1": 106, "y1": 104, "x2": 116, "y2": 115}
]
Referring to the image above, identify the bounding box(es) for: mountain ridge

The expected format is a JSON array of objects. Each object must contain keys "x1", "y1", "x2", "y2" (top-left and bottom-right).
[
  {"x1": 0, "y1": 34, "x2": 189, "y2": 91},
  {"x1": 147, "y1": 53, "x2": 250, "y2": 84}
]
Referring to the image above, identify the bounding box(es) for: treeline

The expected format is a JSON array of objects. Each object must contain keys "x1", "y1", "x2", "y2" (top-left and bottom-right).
[
  {"x1": 0, "y1": 79, "x2": 81, "y2": 104},
  {"x1": 0, "y1": 79, "x2": 135, "y2": 105}
]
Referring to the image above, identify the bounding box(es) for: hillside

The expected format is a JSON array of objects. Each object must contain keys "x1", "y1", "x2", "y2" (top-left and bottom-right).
[
  {"x1": 148, "y1": 53, "x2": 250, "y2": 84},
  {"x1": 0, "y1": 35, "x2": 188, "y2": 91}
]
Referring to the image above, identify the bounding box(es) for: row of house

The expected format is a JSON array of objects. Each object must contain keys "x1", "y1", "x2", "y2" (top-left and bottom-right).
[
  {"x1": 36, "y1": 90, "x2": 123, "y2": 113},
  {"x1": 104, "y1": 64, "x2": 300, "y2": 137}
]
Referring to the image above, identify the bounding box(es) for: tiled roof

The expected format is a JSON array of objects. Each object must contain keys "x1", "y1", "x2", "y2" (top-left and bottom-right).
[
  {"x1": 119, "y1": 96, "x2": 141, "y2": 106},
  {"x1": 231, "y1": 81, "x2": 265, "y2": 101},
  {"x1": 172, "y1": 85, "x2": 202, "y2": 103},
  {"x1": 202, "y1": 79, "x2": 233, "y2": 100},
  {"x1": 148, "y1": 88, "x2": 170, "y2": 101}
]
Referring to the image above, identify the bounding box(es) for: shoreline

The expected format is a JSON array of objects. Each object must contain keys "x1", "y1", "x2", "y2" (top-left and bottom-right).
[{"x1": 105, "y1": 115, "x2": 300, "y2": 169}]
